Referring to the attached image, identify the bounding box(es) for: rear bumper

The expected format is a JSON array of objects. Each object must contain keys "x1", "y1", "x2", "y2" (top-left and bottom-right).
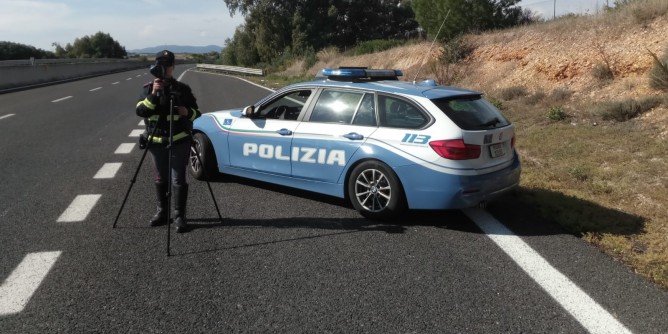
[{"x1": 395, "y1": 153, "x2": 521, "y2": 209}]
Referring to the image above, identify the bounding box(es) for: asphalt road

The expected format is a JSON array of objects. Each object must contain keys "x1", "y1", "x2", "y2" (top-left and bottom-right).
[{"x1": 1, "y1": 67, "x2": 667, "y2": 333}]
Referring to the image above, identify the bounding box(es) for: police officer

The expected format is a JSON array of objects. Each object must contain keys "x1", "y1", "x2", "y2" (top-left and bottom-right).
[{"x1": 136, "y1": 50, "x2": 201, "y2": 233}]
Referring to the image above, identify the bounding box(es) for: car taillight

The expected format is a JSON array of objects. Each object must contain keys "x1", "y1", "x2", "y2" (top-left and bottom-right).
[{"x1": 429, "y1": 139, "x2": 481, "y2": 160}]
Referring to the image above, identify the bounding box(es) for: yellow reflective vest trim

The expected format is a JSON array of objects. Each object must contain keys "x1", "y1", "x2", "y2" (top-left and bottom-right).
[
  {"x1": 148, "y1": 132, "x2": 189, "y2": 143},
  {"x1": 148, "y1": 115, "x2": 181, "y2": 121},
  {"x1": 189, "y1": 108, "x2": 200, "y2": 121},
  {"x1": 137, "y1": 98, "x2": 156, "y2": 110}
]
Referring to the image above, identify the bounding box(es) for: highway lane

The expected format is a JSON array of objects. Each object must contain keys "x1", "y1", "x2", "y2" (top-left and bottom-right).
[{"x1": 1, "y1": 68, "x2": 667, "y2": 333}]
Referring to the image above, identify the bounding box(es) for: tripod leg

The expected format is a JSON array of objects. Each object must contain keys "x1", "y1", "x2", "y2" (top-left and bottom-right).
[
  {"x1": 166, "y1": 97, "x2": 174, "y2": 257},
  {"x1": 113, "y1": 137, "x2": 153, "y2": 229},
  {"x1": 191, "y1": 137, "x2": 223, "y2": 223},
  {"x1": 206, "y1": 179, "x2": 223, "y2": 223}
]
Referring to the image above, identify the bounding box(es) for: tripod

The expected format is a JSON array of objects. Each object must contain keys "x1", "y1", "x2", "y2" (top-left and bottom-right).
[{"x1": 113, "y1": 90, "x2": 223, "y2": 256}]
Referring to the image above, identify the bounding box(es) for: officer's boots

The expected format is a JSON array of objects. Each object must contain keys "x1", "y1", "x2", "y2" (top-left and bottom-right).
[
  {"x1": 149, "y1": 182, "x2": 168, "y2": 227},
  {"x1": 173, "y1": 184, "x2": 189, "y2": 233}
]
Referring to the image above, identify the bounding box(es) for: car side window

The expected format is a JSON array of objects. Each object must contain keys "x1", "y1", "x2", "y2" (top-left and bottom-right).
[
  {"x1": 257, "y1": 89, "x2": 312, "y2": 120},
  {"x1": 378, "y1": 95, "x2": 428, "y2": 129},
  {"x1": 310, "y1": 89, "x2": 364, "y2": 124}
]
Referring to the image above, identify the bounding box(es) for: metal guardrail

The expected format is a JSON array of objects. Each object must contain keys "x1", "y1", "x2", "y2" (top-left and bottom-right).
[
  {"x1": 196, "y1": 63, "x2": 264, "y2": 76},
  {"x1": 0, "y1": 58, "x2": 145, "y2": 67}
]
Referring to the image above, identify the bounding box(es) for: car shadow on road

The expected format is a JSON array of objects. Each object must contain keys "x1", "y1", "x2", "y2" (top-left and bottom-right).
[
  {"x1": 484, "y1": 186, "x2": 645, "y2": 238},
  {"x1": 189, "y1": 176, "x2": 645, "y2": 241}
]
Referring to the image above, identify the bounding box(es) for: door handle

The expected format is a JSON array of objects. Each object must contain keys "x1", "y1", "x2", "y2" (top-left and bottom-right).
[
  {"x1": 276, "y1": 128, "x2": 293, "y2": 136},
  {"x1": 343, "y1": 132, "x2": 364, "y2": 140}
]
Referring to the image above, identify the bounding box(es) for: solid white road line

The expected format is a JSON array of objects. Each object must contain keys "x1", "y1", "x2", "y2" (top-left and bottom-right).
[
  {"x1": 89, "y1": 87, "x2": 102, "y2": 92},
  {"x1": 57, "y1": 194, "x2": 101, "y2": 223},
  {"x1": 114, "y1": 143, "x2": 135, "y2": 154},
  {"x1": 93, "y1": 163, "x2": 122, "y2": 179},
  {"x1": 463, "y1": 208, "x2": 632, "y2": 334},
  {"x1": 0, "y1": 114, "x2": 15, "y2": 120},
  {"x1": 129, "y1": 129, "x2": 144, "y2": 137},
  {"x1": 51, "y1": 96, "x2": 72, "y2": 103},
  {"x1": 0, "y1": 251, "x2": 62, "y2": 315}
]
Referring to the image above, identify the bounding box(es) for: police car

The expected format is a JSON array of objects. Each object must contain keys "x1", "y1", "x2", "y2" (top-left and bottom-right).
[{"x1": 189, "y1": 68, "x2": 520, "y2": 219}]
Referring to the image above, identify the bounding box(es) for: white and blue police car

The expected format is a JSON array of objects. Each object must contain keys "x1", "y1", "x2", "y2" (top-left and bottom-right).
[{"x1": 189, "y1": 68, "x2": 520, "y2": 219}]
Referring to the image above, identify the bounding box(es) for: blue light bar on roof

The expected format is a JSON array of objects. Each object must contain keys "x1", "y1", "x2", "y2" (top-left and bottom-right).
[{"x1": 321, "y1": 68, "x2": 403, "y2": 80}]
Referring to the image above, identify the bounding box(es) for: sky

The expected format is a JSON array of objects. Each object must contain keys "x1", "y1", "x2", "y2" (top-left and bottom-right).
[
  {"x1": 0, "y1": 0, "x2": 613, "y2": 52},
  {"x1": 521, "y1": 0, "x2": 614, "y2": 19},
  {"x1": 0, "y1": 0, "x2": 246, "y2": 51}
]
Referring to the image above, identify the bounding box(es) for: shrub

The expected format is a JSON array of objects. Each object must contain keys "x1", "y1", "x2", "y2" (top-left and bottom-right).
[
  {"x1": 568, "y1": 165, "x2": 591, "y2": 182},
  {"x1": 441, "y1": 37, "x2": 476, "y2": 64},
  {"x1": 547, "y1": 106, "x2": 568, "y2": 121},
  {"x1": 648, "y1": 48, "x2": 668, "y2": 91},
  {"x1": 524, "y1": 90, "x2": 546, "y2": 105},
  {"x1": 550, "y1": 87, "x2": 573, "y2": 102},
  {"x1": 316, "y1": 47, "x2": 339, "y2": 63},
  {"x1": 499, "y1": 86, "x2": 528, "y2": 101},
  {"x1": 427, "y1": 59, "x2": 470, "y2": 86},
  {"x1": 594, "y1": 96, "x2": 663, "y2": 121},
  {"x1": 592, "y1": 63, "x2": 614, "y2": 81},
  {"x1": 302, "y1": 47, "x2": 317, "y2": 71}
]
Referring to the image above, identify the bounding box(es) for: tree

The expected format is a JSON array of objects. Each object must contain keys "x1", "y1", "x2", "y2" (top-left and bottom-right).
[
  {"x1": 221, "y1": 25, "x2": 260, "y2": 66},
  {"x1": 412, "y1": 0, "x2": 531, "y2": 42},
  {"x1": 0, "y1": 41, "x2": 54, "y2": 60},
  {"x1": 220, "y1": 0, "x2": 419, "y2": 66},
  {"x1": 53, "y1": 32, "x2": 126, "y2": 58}
]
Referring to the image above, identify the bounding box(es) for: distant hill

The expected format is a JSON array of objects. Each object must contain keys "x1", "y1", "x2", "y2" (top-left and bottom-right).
[{"x1": 128, "y1": 45, "x2": 223, "y2": 54}]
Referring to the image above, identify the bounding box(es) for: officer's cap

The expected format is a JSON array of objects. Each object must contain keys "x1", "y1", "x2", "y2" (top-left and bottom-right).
[{"x1": 155, "y1": 50, "x2": 175, "y2": 66}]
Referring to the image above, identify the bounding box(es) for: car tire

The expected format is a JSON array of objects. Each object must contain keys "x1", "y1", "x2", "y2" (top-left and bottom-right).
[
  {"x1": 189, "y1": 132, "x2": 217, "y2": 181},
  {"x1": 347, "y1": 160, "x2": 406, "y2": 220}
]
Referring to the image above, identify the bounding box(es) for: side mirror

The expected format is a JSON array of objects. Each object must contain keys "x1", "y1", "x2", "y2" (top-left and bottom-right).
[{"x1": 242, "y1": 105, "x2": 255, "y2": 117}]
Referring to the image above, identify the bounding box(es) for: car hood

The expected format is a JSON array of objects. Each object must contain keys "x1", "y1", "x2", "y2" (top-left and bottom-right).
[{"x1": 209, "y1": 108, "x2": 244, "y2": 118}]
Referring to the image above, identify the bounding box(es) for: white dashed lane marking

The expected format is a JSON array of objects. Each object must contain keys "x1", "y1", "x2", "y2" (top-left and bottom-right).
[
  {"x1": 89, "y1": 87, "x2": 102, "y2": 92},
  {"x1": 112, "y1": 82, "x2": 120, "y2": 85},
  {"x1": 57, "y1": 194, "x2": 101, "y2": 223},
  {"x1": 51, "y1": 96, "x2": 72, "y2": 103},
  {"x1": 0, "y1": 114, "x2": 15, "y2": 120},
  {"x1": 114, "y1": 143, "x2": 135, "y2": 154},
  {"x1": 0, "y1": 251, "x2": 62, "y2": 315},
  {"x1": 464, "y1": 208, "x2": 632, "y2": 334},
  {"x1": 93, "y1": 163, "x2": 122, "y2": 179},
  {"x1": 128, "y1": 129, "x2": 144, "y2": 137}
]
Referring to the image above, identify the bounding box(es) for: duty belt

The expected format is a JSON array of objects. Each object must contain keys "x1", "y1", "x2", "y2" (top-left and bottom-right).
[{"x1": 148, "y1": 132, "x2": 190, "y2": 143}]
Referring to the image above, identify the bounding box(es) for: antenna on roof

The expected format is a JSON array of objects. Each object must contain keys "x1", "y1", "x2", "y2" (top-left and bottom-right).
[{"x1": 412, "y1": 9, "x2": 451, "y2": 84}]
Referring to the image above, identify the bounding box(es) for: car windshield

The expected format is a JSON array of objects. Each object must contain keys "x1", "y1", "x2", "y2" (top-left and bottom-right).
[{"x1": 431, "y1": 96, "x2": 510, "y2": 130}]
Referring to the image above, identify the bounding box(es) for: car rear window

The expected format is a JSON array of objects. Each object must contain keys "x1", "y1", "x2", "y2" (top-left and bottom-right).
[{"x1": 431, "y1": 96, "x2": 510, "y2": 130}]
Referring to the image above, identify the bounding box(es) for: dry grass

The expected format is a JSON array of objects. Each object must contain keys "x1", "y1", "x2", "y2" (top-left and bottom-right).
[{"x1": 267, "y1": 0, "x2": 668, "y2": 288}]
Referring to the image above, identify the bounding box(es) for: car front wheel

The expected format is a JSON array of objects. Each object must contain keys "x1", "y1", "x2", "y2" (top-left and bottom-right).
[
  {"x1": 189, "y1": 132, "x2": 217, "y2": 180},
  {"x1": 347, "y1": 161, "x2": 406, "y2": 220}
]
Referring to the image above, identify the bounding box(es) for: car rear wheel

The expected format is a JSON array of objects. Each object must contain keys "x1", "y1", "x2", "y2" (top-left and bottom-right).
[
  {"x1": 347, "y1": 161, "x2": 406, "y2": 220},
  {"x1": 189, "y1": 132, "x2": 217, "y2": 181}
]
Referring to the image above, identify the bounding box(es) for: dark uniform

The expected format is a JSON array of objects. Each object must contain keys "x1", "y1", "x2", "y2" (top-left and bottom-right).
[{"x1": 136, "y1": 50, "x2": 201, "y2": 233}]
